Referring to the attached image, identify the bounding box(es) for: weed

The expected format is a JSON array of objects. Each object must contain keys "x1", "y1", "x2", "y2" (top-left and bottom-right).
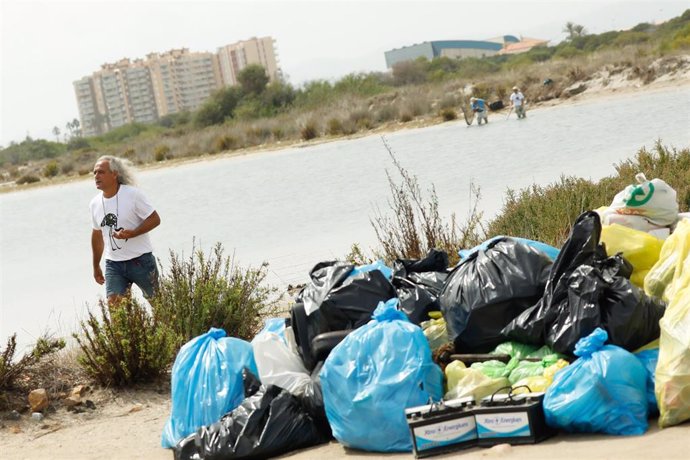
[
  {"x1": 16, "y1": 174, "x2": 40, "y2": 185},
  {"x1": 0, "y1": 334, "x2": 65, "y2": 391},
  {"x1": 301, "y1": 121, "x2": 319, "y2": 141}
]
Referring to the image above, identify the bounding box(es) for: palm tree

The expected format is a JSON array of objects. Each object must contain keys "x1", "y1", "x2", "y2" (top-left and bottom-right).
[{"x1": 563, "y1": 22, "x2": 587, "y2": 41}]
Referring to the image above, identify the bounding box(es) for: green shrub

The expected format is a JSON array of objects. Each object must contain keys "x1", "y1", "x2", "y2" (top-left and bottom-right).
[
  {"x1": 1, "y1": 334, "x2": 65, "y2": 391},
  {"x1": 439, "y1": 108, "x2": 457, "y2": 121},
  {"x1": 215, "y1": 135, "x2": 239, "y2": 152},
  {"x1": 486, "y1": 142, "x2": 690, "y2": 247},
  {"x1": 400, "y1": 112, "x2": 414, "y2": 123},
  {"x1": 301, "y1": 121, "x2": 319, "y2": 141},
  {"x1": 43, "y1": 161, "x2": 59, "y2": 177},
  {"x1": 153, "y1": 144, "x2": 171, "y2": 161},
  {"x1": 271, "y1": 127, "x2": 285, "y2": 140},
  {"x1": 73, "y1": 298, "x2": 177, "y2": 386},
  {"x1": 150, "y1": 243, "x2": 278, "y2": 343},
  {"x1": 66, "y1": 137, "x2": 91, "y2": 151},
  {"x1": 123, "y1": 147, "x2": 136, "y2": 159},
  {"x1": 16, "y1": 174, "x2": 40, "y2": 185}
]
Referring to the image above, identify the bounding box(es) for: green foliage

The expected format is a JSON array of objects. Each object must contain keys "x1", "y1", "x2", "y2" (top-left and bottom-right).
[
  {"x1": 669, "y1": 22, "x2": 690, "y2": 50},
  {"x1": 194, "y1": 86, "x2": 243, "y2": 127},
  {"x1": 238, "y1": 64, "x2": 270, "y2": 95},
  {"x1": 16, "y1": 174, "x2": 40, "y2": 185},
  {"x1": 158, "y1": 111, "x2": 191, "y2": 128},
  {"x1": 43, "y1": 160, "x2": 59, "y2": 177},
  {"x1": 326, "y1": 118, "x2": 344, "y2": 135},
  {"x1": 0, "y1": 138, "x2": 65, "y2": 167},
  {"x1": 66, "y1": 137, "x2": 91, "y2": 151},
  {"x1": 333, "y1": 72, "x2": 388, "y2": 97},
  {"x1": 74, "y1": 298, "x2": 177, "y2": 386},
  {"x1": 150, "y1": 243, "x2": 278, "y2": 343},
  {"x1": 486, "y1": 142, "x2": 690, "y2": 247},
  {"x1": 95, "y1": 123, "x2": 156, "y2": 144},
  {"x1": 1, "y1": 334, "x2": 65, "y2": 391}
]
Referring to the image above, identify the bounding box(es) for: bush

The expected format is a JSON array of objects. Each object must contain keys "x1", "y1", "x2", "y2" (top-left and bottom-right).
[
  {"x1": 61, "y1": 161, "x2": 74, "y2": 174},
  {"x1": 375, "y1": 105, "x2": 399, "y2": 123},
  {"x1": 301, "y1": 121, "x2": 319, "y2": 141},
  {"x1": 122, "y1": 147, "x2": 136, "y2": 159},
  {"x1": 439, "y1": 108, "x2": 457, "y2": 121},
  {"x1": 150, "y1": 243, "x2": 278, "y2": 343},
  {"x1": 153, "y1": 144, "x2": 171, "y2": 161},
  {"x1": 400, "y1": 112, "x2": 414, "y2": 123},
  {"x1": 486, "y1": 142, "x2": 690, "y2": 247},
  {"x1": 66, "y1": 137, "x2": 91, "y2": 151},
  {"x1": 16, "y1": 174, "x2": 40, "y2": 185},
  {"x1": 43, "y1": 161, "x2": 59, "y2": 177},
  {"x1": 215, "y1": 135, "x2": 239, "y2": 152},
  {"x1": 73, "y1": 298, "x2": 177, "y2": 386},
  {"x1": 1, "y1": 334, "x2": 65, "y2": 391},
  {"x1": 326, "y1": 118, "x2": 344, "y2": 135}
]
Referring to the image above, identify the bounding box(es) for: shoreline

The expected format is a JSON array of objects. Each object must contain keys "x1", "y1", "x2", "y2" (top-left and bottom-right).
[{"x1": 2, "y1": 75, "x2": 689, "y2": 196}]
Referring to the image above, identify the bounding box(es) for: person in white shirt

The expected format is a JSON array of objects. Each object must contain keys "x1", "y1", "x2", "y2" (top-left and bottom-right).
[
  {"x1": 89, "y1": 155, "x2": 161, "y2": 304},
  {"x1": 510, "y1": 86, "x2": 527, "y2": 119}
]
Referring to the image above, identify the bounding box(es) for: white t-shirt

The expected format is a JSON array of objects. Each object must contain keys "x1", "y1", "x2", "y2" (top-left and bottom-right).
[
  {"x1": 90, "y1": 184, "x2": 156, "y2": 262},
  {"x1": 510, "y1": 92, "x2": 525, "y2": 107}
]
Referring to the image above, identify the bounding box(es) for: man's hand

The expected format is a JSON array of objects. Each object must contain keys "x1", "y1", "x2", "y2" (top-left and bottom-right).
[
  {"x1": 113, "y1": 228, "x2": 135, "y2": 240},
  {"x1": 94, "y1": 266, "x2": 105, "y2": 285}
]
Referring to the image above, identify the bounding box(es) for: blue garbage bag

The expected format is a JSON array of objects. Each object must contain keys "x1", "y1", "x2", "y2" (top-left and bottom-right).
[
  {"x1": 543, "y1": 328, "x2": 648, "y2": 435},
  {"x1": 320, "y1": 298, "x2": 444, "y2": 452},
  {"x1": 161, "y1": 328, "x2": 257, "y2": 448},
  {"x1": 349, "y1": 259, "x2": 393, "y2": 280},
  {"x1": 635, "y1": 348, "x2": 659, "y2": 415},
  {"x1": 459, "y1": 236, "x2": 560, "y2": 261}
]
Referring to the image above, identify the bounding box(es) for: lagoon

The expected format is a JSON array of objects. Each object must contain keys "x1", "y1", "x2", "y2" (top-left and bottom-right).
[{"x1": 1, "y1": 86, "x2": 689, "y2": 349}]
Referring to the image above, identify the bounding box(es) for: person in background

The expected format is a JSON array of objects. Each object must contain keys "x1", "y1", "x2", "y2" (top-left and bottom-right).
[
  {"x1": 470, "y1": 97, "x2": 489, "y2": 125},
  {"x1": 510, "y1": 86, "x2": 527, "y2": 119},
  {"x1": 89, "y1": 155, "x2": 161, "y2": 305}
]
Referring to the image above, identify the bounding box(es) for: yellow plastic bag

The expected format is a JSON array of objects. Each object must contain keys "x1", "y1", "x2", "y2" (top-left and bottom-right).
[
  {"x1": 644, "y1": 219, "x2": 690, "y2": 301},
  {"x1": 656, "y1": 285, "x2": 690, "y2": 428},
  {"x1": 512, "y1": 359, "x2": 569, "y2": 394},
  {"x1": 601, "y1": 224, "x2": 663, "y2": 287},
  {"x1": 444, "y1": 360, "x2": 509, "y2": 401}
]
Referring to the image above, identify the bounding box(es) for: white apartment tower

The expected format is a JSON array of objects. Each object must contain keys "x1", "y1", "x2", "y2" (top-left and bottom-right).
[
  {"x1": 73, "y1": 37, "x2": 280, "y2": 135},
  {"x1": 217, "y1": 36, "x2": 280, "y2": 86}
]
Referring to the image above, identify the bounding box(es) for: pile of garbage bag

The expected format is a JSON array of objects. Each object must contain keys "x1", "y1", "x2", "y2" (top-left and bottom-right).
[{"x1": 160, "y1": 172, "x2": 690, "y2": 458}]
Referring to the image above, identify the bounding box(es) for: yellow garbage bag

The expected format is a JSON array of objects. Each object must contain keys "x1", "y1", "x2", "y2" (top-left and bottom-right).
[
  {"x1": 512, "y1": 359, "x2": 569, "y2": 394},
  {"x1": 656, "y1": 285, "x2": 690, "y2": 428},
  {"x1": 601, "y1": 224, "x2": 663, "y2": 287},
  {"x1": 645, "y1": 219, "x2": 690, "y2": 301},
  {"x1": 444, "y1": 360, "x2": 510, "y2": 401}
]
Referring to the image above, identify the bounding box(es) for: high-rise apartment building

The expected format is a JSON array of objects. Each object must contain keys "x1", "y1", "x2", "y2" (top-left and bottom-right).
[
  {"x1": 217, "y1": 36, "x2": 280, "y2": 86},
  {"x1": 73, "y1": 37, "x2": 279, "y2": 135}
]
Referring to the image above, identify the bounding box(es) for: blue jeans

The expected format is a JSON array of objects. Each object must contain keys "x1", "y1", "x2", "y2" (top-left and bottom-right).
[{"x1": 105, "y1": 252, "x2": 159, "y2": 299}]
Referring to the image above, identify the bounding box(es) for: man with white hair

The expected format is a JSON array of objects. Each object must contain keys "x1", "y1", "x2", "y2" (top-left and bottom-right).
[
  {"x1": 510, "y1": 86, "x2": 527, "y2": 119},
  {"x1": 89, "y1": 155, "x2": 161, "y2": 304}
]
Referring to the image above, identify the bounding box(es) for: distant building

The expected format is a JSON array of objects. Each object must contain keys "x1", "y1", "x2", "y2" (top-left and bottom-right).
[
  {"x1": 498, "y1": 37, "x2": 550, "y2": 55},
  {"x1": 384, "y1": 36, "x2": 519, "y2": 68},
  {"x1": 217, "y1": 36, "x2": 280, "y2": 86},
  {"x1": 73, "y1": 37, "x2": 280, "y2": 136}
]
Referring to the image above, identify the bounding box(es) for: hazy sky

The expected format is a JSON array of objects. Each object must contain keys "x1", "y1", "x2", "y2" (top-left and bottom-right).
[{"x1": 1, "y1": 0, "x2": 687, "y2": 146}]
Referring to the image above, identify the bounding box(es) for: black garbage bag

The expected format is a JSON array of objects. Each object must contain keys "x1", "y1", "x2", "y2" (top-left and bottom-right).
[
  {"x1": 502, "y1": 211, "x2": 607, "y2": 345},
  {"x1": 408, "y1": 271, "x2": 448, "y2": 297},
  {"x1": 291, "y1": 261, "x2": 397, "y2": 369},
  {"x1": 393, "y1": 248, "x2": 449, "y2": 278},
  {"x1": 438, "y1": 237, "x2": 553, "y2": 353},
  {"x1": 174, "y1": 369, "x2": 330, "y2": 460},
  {"x1": 503, "y1": 211, "x2": 664, "y2": 354},
  {"x1": 602, "y1": 276, "x2": 665, "y2": 351},
  {"x1": 393, "y1": 276, "x2": 439, "y2": 325}
]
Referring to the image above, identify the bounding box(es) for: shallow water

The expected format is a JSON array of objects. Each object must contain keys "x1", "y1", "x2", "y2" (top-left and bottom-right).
[{"x1": 1, "y1": 86, "x2": 689, "y2": 348}]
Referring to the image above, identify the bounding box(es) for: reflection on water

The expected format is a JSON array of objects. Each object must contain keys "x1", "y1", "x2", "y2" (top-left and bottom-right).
[{"x1": 1, "y1": 86, "x2": 689, "y2": 348}]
